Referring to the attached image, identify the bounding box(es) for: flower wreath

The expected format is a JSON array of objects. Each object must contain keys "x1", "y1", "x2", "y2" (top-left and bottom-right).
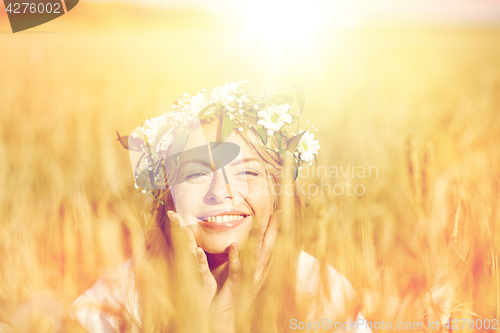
[{"x1": 117, "y1": 81, "x2": 320, "y2": 195}]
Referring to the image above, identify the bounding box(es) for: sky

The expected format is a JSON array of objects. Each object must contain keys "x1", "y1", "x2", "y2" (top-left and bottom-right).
[{"x1": 84, "y1": 0, "x2": 500, "y2": 26}]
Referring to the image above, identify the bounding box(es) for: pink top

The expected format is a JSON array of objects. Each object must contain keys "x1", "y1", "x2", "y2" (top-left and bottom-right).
[{"x1": 69, "y1": 251, "x2": 372, "y2": 333}]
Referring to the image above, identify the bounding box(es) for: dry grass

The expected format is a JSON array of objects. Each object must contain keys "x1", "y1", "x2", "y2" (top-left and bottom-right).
[{"x1": 0, "y1": 4, "x2": 500, "y2": 332}]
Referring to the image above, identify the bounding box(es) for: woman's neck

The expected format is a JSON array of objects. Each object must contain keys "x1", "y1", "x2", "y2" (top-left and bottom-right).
[{"x1": 206, "y1": 253, "x2": 229, "y2": 292}]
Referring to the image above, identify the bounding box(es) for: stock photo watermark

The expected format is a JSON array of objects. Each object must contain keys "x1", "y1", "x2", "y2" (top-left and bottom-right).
[
  {"x1": 272, "y1": 163, "x2": 379, "y2": 199},
  {"x1": 3, "y1": 0, "x2": 79, "y2": 33},
  {"x1": 290, "y1": 318, "x2": 499, "y2": 330}
]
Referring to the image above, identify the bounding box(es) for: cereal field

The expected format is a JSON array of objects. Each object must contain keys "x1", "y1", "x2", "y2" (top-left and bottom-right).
[{"x1": 0, "y1": 2, "x2": 499, "y2": 332}]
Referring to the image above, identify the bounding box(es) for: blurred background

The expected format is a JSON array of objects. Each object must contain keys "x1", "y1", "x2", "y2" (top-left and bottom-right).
[{"x1": 0, "y1": 0, "x2": 499, "y2": 331}]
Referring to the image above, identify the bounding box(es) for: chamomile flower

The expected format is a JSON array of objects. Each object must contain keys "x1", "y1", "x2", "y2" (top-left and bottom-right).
[
  {"x1": 297, "y1": 130, "x2": 320, "y2": 162},
  {"x1": 256, "y1": 104, "x2": 292, "y2": 136}
]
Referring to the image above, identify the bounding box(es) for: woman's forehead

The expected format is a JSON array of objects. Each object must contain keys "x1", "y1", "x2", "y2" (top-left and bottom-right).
[{"x1": 184, "y1": 122, "x2": 255, "y2": 159}]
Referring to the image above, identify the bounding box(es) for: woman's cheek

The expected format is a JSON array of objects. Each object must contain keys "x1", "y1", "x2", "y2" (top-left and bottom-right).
[
  {"x1": 246, "y1": 179, "x2": 267, "y2": 197},
  {"x1": 171, "y1": 185, "x2": 203, "y2": 225},
  {"x1": 174, "y1": 183, "x2": 204, "y2": 204}
]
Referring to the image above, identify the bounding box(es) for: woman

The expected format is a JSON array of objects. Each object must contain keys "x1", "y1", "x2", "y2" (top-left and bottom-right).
[{"x1": 69, "y1": 81, "x2": 371, "y2": 333}]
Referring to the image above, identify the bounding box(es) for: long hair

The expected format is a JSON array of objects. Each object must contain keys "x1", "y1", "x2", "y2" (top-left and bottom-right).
[{"x1": 135, "y1": 121, "x2": 306, "y2": 333}]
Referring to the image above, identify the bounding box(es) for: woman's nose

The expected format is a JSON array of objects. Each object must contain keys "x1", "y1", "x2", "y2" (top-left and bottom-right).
[{"x1": 205, "y1": 169, "x2": 233, "y2": 203}]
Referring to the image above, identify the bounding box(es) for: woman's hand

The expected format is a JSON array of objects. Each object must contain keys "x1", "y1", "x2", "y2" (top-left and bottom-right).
[
  {"x1": 207, "y1": 242, "x2": 241, "y2": 333},
  {"x1": 167, "y1": 210, "x2": 282, "y2": 333},
  {"x1": 167, "y1": 211, "x2": 217, "y2": 313},
  {"x1": 208, "y1": 210, "x2": 282, "y2": 333},
  {"x1": 253, "y1": 210, "x2": 282, "y2": 287}
]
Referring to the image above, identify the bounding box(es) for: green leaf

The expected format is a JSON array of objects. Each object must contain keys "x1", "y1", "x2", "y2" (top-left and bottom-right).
[
  {"x1": 198, "y1": 104, "x2": 216, "y2": 119},
  {"x1": 279, "y1": 149, "x2": 298, "y2": 179},
  {"x1": 279, "y1": 149, "x2": 293, "y2": 160},
  {"x1": 154, "y1": 124, "x2": 175, "y2": 150},
  {"x1": 260, "y1": 94, "x2": 290, "y2": 105},
  {"x1": 294, "y1": 86, "x2": 305, "y2": 113},
  {"x1": 275, "y1": 132, "x2": 283, "y2": 149},
  {"x1": 286, "y1": 131, "x2": 306, "y2": 153},
  {"x1": 219, "y1": 115, "x2": 235, "y2": 143},
  {"x1": 148, "y1": 146, "x2": 157, "y2": 159},
  {"x1": 170, "y1": 128, "x2": 189, "y2": 156},
  {"x1": 116, "y1": 131, "x2": 142, "y2": 151},
  {"x1": 253, "y1": 124, "x2": 268, "y2": 145},
  {"x1": 153, "y1": 193, "x2": 165, "y2": 205}
]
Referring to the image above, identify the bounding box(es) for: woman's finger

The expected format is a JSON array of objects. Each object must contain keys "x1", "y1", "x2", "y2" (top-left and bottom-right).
[
  {"x1": 167, "y1": 210, "x2": 180, "y2": 227},
  {"x1": 253, "y1": 211, "x2": 281, "y2": 286},
  {"x1": 168, "y1": 210, "x2": 198, "y2": 253},
  {"x1": 226, "y1": 242, "x2": 241, "y2": 294},
  {"x1": 168, "y1": 210, "x2": 190, "y2": 232},
  {"x1": 253, "y1": 210, "x2": 281, "y2": 259},
  {"x1": 168, "y1": 210, "x2": 185, "y2": 244},
  {"x1": 252, "y1": 221, "x2": 268, "y2": 261},
  {"x1": 196, "y1": 247, "x2": 217, "y2": 304},
  {"x1": 196, "y1": 247, "x2": 216, "y2": 290},
  {"x1": 196, "y1": 247, "x2": 213, "y2": 281},
  {"x1": 261, "y1": 210, "x2": 282, "y2": 256},
  {"x1": 170, "y1": 211, "x2": 216, "y2": 305}
]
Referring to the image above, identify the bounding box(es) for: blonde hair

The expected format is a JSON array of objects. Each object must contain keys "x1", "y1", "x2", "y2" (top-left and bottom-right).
[{"x1": 136, "y1": 121, "x2": 305, "y2": 332}]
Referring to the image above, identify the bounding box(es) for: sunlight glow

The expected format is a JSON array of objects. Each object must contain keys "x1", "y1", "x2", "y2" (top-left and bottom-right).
[
  {"x1": 228, "y1": 0, "x2": 318, "y2": 68},
  {"x1": 243, "y1": 0, "x2": 325, "y2": 49},
  {"x1": 228, "y1": 0, "x2": 359, "y2": 68}
]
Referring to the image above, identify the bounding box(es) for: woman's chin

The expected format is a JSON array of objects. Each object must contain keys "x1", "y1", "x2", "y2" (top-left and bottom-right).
[
  {"x1": 203, "y1": 242, "x2": 238, "y2": 254},
  {"x1": 194, "y1": 223, "x2": 253, "y2": 254},
  {"x1": 199, "y1": 237, "x2": 249, "y2": 255},
  {"x1": 204, "y1": 246, "x2": 231, "y2": 255}
]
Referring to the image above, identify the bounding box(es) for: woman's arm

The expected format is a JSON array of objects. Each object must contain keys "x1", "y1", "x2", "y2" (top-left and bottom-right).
[
  {"x1": 297, "y1": 251, "x2": 372, "y2": 333},
  {"x1": 68, "y1": 260, "x2": 141, "y2": 333},
  {"x1": 69, "y1": 294, "x2": 121, "y2": 333}
]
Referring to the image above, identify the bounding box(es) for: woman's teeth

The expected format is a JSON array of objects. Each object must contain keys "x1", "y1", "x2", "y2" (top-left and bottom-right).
[{"x1": 203, "y1": 215, "x2": 245, "y2": 223}]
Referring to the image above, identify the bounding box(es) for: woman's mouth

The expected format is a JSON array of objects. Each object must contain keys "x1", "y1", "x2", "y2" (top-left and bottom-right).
[{"x1": 197, "y1": 214, "x2": 249, "y2": 230}]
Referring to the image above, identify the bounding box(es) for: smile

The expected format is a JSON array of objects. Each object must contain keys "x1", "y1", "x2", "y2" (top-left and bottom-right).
[
  {"x1": 203, "y1": 215, "x2": 246, "y2": 223},
  {"x1": 197, "y1": 213, "x2": 250, "y2": 230}
]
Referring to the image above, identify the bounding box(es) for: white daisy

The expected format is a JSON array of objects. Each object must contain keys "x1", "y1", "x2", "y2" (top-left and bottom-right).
[
  {"x1": 297, "y1": 130, "x2": 320, "y2": 162},
  {"x1": 156, "y1": 128, "x2": 175, "y2": 152},
  {"x1": 210, "y1": 87, "x2": 236, "y2": 105},
  {"x1": 143, "y1": 115, "x2": 168, "y2": 145},
  {"x1": 257, "y1": 104, "x2": 292, "y2": 136},
  {"x1": 189, "y1": 92, "x2": 210, "y2": 116},
  {"x1": 223, "y1": 81, "x2": 238, "y2": 94}
]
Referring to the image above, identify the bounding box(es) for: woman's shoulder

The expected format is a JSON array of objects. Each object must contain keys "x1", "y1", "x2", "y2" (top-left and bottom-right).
[
  {"x1": 296, "y1": 250, "x2": 356, "y2": 301},
  {"x1": 68, "y1": 259, "x2": 141, "y2": 333},
  {"x1": 296, "y1": 251, "x2": 371, "y2": 332}
]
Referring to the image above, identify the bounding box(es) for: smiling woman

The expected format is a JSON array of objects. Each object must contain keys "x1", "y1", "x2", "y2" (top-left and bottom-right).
[
  {"x1": 68, "y1": 81, "x2": 370, "y2": 333},
  {"x1": 168, "y1": 123, "x2": 275, "y2": 255}
]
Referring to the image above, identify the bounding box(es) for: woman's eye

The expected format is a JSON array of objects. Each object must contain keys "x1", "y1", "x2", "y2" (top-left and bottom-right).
[
  {"x1": 185, "y1": 172, "x2": 209, "y2": 180},
  {"x1": 239, "y1": 170, "x2": 260, "y2": 177}
]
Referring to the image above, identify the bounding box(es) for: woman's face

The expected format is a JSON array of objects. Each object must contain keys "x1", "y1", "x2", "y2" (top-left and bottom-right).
[{"x1": 169, "y1": 122, "x2": 274, "y2": 254}]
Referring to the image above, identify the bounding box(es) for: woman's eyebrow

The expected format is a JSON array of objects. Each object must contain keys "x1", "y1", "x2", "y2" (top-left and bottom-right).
[
  {"x1": 230, "y1": 158, "x2": 261, "y2": 166},
  {"x1": 181, "y1": 157, "x2": 260, "y2": 168},
  {"x1": 181, "y1": 159, "x2": 212, "y2": 168}
]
